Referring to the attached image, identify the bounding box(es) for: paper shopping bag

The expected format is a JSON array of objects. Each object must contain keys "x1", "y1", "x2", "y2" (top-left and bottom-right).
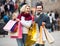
[
  {"x1": 39, "y1": 26, "x2": 45, "y2": 44},
  {"x1": 10, "y1": 22, "x2": 18, "y2": 32},
  {"x1": 25, "y1": 22, "x2": 37, "y2": 46},
  {"x1": 10, "y1": 31, "x2": 18, "y2": 38},
  {"x1": 31, "y1": 22, "x2": 37, "y2": 41},
  {"x1": 39, "y1": 26, "x2": 43, "y2": 44},
  {"x1": 18, "y1": 22, "x2": 22, "y2": 39},
  {"x1": 3, "y1": 20, "x2": 17, "y2": 31},
  {"x1": 36, "y1": 26, "x2": 46, "y2": 44},
  {"x1": 42, "y1": 28, "x2": 46, "y2": 42},
  {"x1": 44, "y1": 27, "x2": 55, "y2": 44},
  {"x1": 10, "y1": 22, "x2": 22, "y2": 39}
]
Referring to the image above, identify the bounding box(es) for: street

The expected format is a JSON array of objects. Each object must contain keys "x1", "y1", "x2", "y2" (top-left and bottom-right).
[{"x1": 0, "y1": 31, "x2": 60, "y2": 46}]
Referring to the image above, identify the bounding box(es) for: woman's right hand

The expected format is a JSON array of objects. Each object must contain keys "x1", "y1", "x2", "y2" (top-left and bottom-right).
[{"x1": 16, "y1": 19, "x2": 20, "y2": 22}]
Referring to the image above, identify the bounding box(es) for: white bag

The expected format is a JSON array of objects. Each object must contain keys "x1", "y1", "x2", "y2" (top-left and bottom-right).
[
  {"x1": 3, "y1": 20, "x2": 17, "y2": 31},
  {"x1": 42, "y1": 28, "x2": 46, "y2": 42},
  {"x1": 44, "y1": 27, "x2": 55, "y2": 44},
  {"x1": 36, "y1": 28, "x2": 46, "y2": 44},
  {"x1": 36, "y1": 26, "x2": 46, "y2": 44}
]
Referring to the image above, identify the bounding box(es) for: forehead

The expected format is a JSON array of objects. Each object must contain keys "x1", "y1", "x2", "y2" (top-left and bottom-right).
[
  {"x1": 26, "y1": 6, "x2": 30, "y2": 9},
  {"x1": 26, "y1": 5, "x2": 30, "y2": 8},
  {"x1": 36, "y1": 6, "x2": 42, "y2": 8}
]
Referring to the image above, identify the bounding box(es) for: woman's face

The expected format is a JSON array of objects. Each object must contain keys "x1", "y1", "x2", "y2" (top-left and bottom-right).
[{"x1": 25, "y1": 6, "x2": 30, "y2": 13}]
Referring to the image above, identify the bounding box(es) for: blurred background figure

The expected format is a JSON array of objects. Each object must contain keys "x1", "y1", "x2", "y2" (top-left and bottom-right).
[
  {"x1": 54, "y1": 10, "x2": 59, "y2": 30},
  {"x1": 3, "y1": 12, "x2": 10, "y2": 23},
  {"x1": 0, "y1": 3, "x2": 5, "y2": 19},
  {"x1": 20, "y1": 0, "x2": 27, "y2": 7}
]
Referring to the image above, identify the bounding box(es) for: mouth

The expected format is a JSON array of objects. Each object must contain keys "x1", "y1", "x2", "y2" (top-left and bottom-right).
[{"x1": 38, "y1": 10, "x2": 42, "y2": 11}]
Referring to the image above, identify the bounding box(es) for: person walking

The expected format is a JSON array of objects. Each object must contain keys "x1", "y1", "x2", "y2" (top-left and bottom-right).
[
  {"x1": 34, "y1": 2, "x2": 51, "y2": 46},
  {"x1": 15, "y1": 4, "x2": 32, "y2": 46}
]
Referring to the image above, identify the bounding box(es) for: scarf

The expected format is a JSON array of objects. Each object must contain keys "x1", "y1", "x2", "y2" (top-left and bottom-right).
[{"x1": 17, "y1": 12, "x2": 32, "y2": 21}]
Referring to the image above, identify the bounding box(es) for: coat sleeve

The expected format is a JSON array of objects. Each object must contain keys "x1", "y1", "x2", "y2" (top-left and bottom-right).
[
  {"x1": 34, "y1": 17, "x2": 38, "y2": 23},
  {"x1": 20, "y1": 20, "x2": 32, "y2": 28},
  {"x1": 45, "y1": 16, "x2": 51, "y2": 29},
  {"x1": 20, "y1": 16, "x2": 32, "y2": 28},
  {"x1": 17, "y1": 14, "x2": 21, "y2": 20}
]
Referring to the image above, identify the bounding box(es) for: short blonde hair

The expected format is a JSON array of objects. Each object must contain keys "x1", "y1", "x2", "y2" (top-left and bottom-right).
[{"x1": 20, "y1": 4, "x2": 30, "y2": 12}]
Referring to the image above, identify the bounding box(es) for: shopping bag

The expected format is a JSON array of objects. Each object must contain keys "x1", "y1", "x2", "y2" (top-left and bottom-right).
[
  {"x1": 39, "y1": 26, "x2": 45, "y2": 44},
  {"x1": 44, "y1": 27, "x2": 55, "y2": 44},
  {"x1": 10, "y1": 22, "x2": 18, "y2": 32},
  {"x1": 3, "y1": 20, "x2": 17, "y2": 31},
  {"x1": 18, "y1": 22, "x2": 22, "y2": 39},
  {"x1": 10, "y1": 22, "x2": 22, "y2": 39},
  {"x1": 36, "y1": 26, "x2": 46, "y2": 44},
  {"x1": 10, "y1": 31, "x2": 18, "y2": 38},
  {"x1": 42, "y1": 28, "x2": 46, "y2": 42},
  {"x1": 25, "y1": 22, "x2": 37, "y2": 46},
  {"x1": 31, "y1": 22, "x2": 37, "y2": 41}
]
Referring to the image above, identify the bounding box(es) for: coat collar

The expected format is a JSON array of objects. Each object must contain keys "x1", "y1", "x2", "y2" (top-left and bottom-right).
[{"x1": 35, "y1": 12, "x2": 43, "y2": 18}]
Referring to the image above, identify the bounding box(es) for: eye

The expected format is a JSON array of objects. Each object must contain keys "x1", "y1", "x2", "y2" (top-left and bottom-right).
[{"x1": 27, "y1": 8, "x2": 29, "y2": 9}]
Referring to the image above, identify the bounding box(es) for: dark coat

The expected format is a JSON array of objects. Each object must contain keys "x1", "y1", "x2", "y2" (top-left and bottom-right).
[
  {"x1": 0, "y1": 23, "x2": 8, "y2": 35},
  {"x1": 35, "y1": 13, "x2": 51, "y2": 29}
]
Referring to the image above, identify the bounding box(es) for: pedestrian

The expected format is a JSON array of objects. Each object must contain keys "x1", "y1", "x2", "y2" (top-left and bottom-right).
[
  {"x1": 55, "y1": 11, "x2": 59, "y2": 30},
  {"x1": 9, "y1": 0, "x2": 15, "y2": 13},
  {"x1": 14, "y1": 4, "x2": 32, "y2": 46},
  {"x1": 50, "y1": 11, "x2": 56, "y2": 32},
  {"x1": 34, "y1": 2, "x2": 51, "y2": 46},
  {"x1": 4, "y1": 0, "x2": 10, "y2": 15},
  {"x1": 55, "y1": 11, "x2": 59, "y2": 19},
  {"x1": 3, "y1": 12, "x2": 10, "y2": 23},
  {"x1": 20, "y1": 0, "x2": 27, "y2": 7},
  {"x1": 48, "y1": 12, "x2": 54, "y2": 32},
  {"x1": 0, "y1": 3, "x2": 5, "y2": 19}
]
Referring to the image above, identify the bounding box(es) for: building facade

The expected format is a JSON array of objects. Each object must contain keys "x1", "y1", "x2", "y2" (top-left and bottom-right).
[{"x1": 31, "y1": 0, "x2": 60, "y2": 16}]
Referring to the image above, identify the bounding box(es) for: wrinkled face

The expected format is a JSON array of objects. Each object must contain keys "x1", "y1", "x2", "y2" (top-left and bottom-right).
[
  {"x1": 36, "y1": 6, "x2": 43, "y2": 13},
  {"x1": 25, "y1": 6, "x2": 30, "y2": 13}
]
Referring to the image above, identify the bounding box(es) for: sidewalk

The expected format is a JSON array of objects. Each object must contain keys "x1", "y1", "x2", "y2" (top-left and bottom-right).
[{"x1": 0, "y1": 31, "x2": 60, "y2": 46}]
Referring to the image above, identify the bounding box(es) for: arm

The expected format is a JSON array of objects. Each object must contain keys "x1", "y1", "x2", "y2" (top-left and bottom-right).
[
  {"x1": 20, "y1": 20, "x2": 32, "y2": 28},
  {"x1": 17, "y1": 15, "x2": 32, "y2": 28},
  {"x1": 34, "y1": 17, "x2": 38, "y2": 23},
  {"x1": 45, "y1": 16, "x2": 51, "y2": 29},
  {"x1": 15, "y1": 14, "x2": 21, "y2": 21}
]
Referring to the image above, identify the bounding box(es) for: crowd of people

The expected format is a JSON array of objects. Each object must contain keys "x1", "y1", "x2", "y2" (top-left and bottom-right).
[
  {"x1": 0, "y1": 0, "x2": 20, "y2": 23},
  {"x1": 0, "y1": 0, "x2": 59, "y2": 30},
  {"x1": 0, "y1": 0, "x2": 60, "y2": 46},
  {"x1": 46, "y1": 10, "x2": 59, "y2": 32}
]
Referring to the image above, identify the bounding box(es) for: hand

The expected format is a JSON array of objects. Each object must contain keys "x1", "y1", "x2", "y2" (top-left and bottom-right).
[
  {"x1": 42, "y1": 22, "x2": 46, "y2": 26},
  {"x1": 32, "y1": 21, "x2": 35, "y2": 24},
  {"x1": 16, "y1": 19, "x2": 20, "y2": 22}
]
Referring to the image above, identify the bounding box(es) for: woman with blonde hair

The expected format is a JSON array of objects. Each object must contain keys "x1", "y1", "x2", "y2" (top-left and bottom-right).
[{"x1": 16, "y1": 4, "x2": 32, "y2": 46}]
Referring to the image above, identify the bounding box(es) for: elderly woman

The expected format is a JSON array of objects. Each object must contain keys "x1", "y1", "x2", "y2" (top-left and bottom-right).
[{"x1": 16, "y1": 4, "x2": 32, "y2": 46}]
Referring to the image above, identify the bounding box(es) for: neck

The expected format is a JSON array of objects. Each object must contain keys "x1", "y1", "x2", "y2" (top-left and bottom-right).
[{"x1": 36, "y1": 12, "x2": 43, "y2": 17}]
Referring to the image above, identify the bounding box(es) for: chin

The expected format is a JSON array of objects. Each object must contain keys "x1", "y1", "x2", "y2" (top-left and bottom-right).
[{"x1": 26, "y1": 12, "x2": 30, "y2": 13}]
